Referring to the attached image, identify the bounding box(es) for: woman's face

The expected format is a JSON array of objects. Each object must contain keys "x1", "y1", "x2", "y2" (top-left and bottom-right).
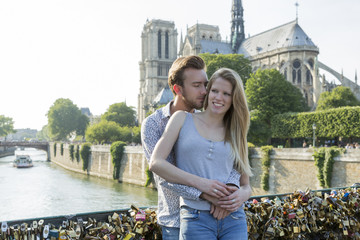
[{"x1": 207, "y1": 77, "x2": 233, "y2": 115}]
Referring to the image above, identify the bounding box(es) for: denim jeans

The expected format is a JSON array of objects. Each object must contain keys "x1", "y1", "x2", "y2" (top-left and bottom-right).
[
  {"x1": 179, "y1": 206, "x2": 248, "y2": 240},
  {"x1": 161, "y1": 225, "x2": 180, "y2": 240}
]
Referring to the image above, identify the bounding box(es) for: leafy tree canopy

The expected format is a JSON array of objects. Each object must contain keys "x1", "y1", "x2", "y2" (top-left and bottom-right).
[
  {"x1": 102, "y1": 102, "x2": 136, "y2": 127},
  {"x1": 85, "y1": 120, "x2": 122, "y2": 144},
  {"x1": 316, "y1": 86, "x2": 360, "y2": 111},
  {"x1": 199, "y1": 53, "x2": 252, "y2": 86},
  {"x1": 0, "y1": 115, "x2": 15, "y2": 137},
  {"x1": 47, "y1": 98, "x2": 89, "y2": 141},
  {"x1": 36, "y1": 125, "x2": 50, "y2": 141},
  {"x1": 245, "y1": 69, "x2": 308, "y2": 124}
]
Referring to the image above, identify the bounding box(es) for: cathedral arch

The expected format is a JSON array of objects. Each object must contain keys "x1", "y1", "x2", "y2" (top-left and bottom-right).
[
  {"x1": 292, "y1": 59, "x2": 302, "y2": 84},
  {"x1": 165, "y1": 31, "x2": 169, "y2": 59},
  {"x1": 158, "y1": 30, "x2": 162, "y2": 58}
]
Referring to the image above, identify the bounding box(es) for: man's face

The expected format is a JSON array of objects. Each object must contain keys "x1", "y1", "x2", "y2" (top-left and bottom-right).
[{"x1": 180, "y1": 68, "x2": 208, "y2": 110}]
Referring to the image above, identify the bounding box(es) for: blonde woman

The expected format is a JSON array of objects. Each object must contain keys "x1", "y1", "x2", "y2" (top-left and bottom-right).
[{"x1": 150, "y1": 68, "x2": 252, "y2": 239}]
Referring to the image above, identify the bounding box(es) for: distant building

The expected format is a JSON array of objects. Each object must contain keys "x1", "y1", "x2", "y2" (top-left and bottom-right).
[
  {"x1": 137, "y1": 0, "x2": 360, "y2": 123},
  {"x1": 7, "y1": 128, "x2": 37, "y2": 141}
]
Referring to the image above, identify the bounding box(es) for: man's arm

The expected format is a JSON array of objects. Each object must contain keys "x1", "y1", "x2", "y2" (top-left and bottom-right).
[{"x1": 141, "y1": 115, "x2": 203, "y2": 200}]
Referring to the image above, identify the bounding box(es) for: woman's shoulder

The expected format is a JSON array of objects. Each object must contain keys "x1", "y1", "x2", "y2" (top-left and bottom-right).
[{"x1": 172, "y1": 110, "x2": 190, "y2": 119}]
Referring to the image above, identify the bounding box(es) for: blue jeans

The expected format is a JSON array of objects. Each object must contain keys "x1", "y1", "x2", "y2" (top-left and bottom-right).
[
  {"x1": 161, "y1": 225, "x2": 180, "y2": 240},
  {"x1": 179, "y1": 206, "x2": 248, "y2": 240}
]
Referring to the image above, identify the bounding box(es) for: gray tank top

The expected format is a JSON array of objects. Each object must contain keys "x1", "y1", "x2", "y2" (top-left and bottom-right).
[{"x1": 174, "y1": 112, "x2": 234, "y2": 210}]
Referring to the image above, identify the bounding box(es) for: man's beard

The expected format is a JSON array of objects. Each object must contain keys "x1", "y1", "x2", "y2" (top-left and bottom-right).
[{"x1": 182, "y1": 90, "x2": 204, "y2": 110}]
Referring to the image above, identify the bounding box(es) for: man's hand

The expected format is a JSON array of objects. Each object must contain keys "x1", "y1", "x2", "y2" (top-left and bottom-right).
[{"x1": 210, "y1": 204, "x2": 231, "y2": 220}]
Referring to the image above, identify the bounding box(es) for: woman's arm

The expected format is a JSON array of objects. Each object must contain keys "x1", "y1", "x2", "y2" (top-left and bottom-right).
[{"x1": 149, "y1": 111, "x2": 230, "y2": 198}]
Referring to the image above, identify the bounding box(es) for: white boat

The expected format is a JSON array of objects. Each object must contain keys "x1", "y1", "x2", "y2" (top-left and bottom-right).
[{"x1": 13, "y1": 154, "x2": 33, "y2": 168}]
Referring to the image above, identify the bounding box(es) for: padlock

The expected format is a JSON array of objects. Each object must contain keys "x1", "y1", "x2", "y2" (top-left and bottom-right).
[{"x1": 43, "y1": 225, "x2": 50, "y2": 239}]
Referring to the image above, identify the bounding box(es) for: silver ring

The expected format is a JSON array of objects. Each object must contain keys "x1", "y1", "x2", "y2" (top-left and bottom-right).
[
  {"x1": 232, "y1": 199, "x2": 235, "y2": 203},
  {"x1": 213, "y1": 189, "x2": 218, "y2": 193}
]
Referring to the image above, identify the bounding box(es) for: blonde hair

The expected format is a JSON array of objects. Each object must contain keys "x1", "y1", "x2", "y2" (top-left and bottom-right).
[{"x1": 204, "y1": 68, "x2": 252, "y2": 176}]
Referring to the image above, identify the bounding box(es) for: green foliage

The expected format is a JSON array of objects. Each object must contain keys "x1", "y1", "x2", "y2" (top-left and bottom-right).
[
  {"x1": 316, "y1": 86, "x2": 360, "y2": 111},
  {"x1": 75, "y1": 145, "x2": 80, "y2": 162},
  {"x1": 246, "y1": 69, "x2": 308, "y2": 125},
  {"x1": 77, "y1": 114, "x2": 90, "y2": 136},
  {"x1": 102, "y1": 102, "x2": 136, "y2": 127},
  {"x1": 131, "y1": 126, "x2": 141, "y2": 144},
  {"x1": 146, "y1": 104, "x2": 166, "y2": 118},
  {"x1": 53, "y1": 143, "x2": 57, "y2": 157},
  {"x1": 0, "y1": 115, "x2": 15, "y2": 137},
  {"x1": 85, "y1": 120, "x2": 122, "y2": 144},
  {"x1": 69, "y1": 144, "x2": 75, "y2": 161},
  {"x1": 248, "y1": 110, "x2": 272, "y2": 146},
  {"x1": 80, "y1": 143, "x2": 92, "y2": 171},
  {"x1": 260, "y1": 145, "x2": 273, "y2": 191},
  {"x1": 110, "y1": 141, "x2": 126, "y2": 179},
  {"x1": 271, "y1": 107, "x2": 360, "y2": 138},
  {"x1": 47, "y1": 98, "x2": 89, "y2": 141},
  {"x1": 85, "y1": 120, "x2": 136, "y2": 144},
  {"x1": 313, "y1": 147, "x2": 344, "y2": 188},
  {"x1": 36, "y1": 125, "x2": 50, "y2": 141},
  {"x1": 60, "y1": 143, "x2": 64, "y2": 156},
  {"x1": 199, "y1": 53, "x2": 252, "y2": 86},
  {"x1": 144, "y1": 166, "x2": 153, "y2": 187}
]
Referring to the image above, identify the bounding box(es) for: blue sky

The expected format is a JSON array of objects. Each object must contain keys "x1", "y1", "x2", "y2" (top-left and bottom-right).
[{"x1": 1, "y1": 0, "x2": 359, "y2": 130}]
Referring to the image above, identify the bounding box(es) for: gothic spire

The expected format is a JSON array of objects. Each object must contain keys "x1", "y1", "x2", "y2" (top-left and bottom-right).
[
  {"x1": 230, "y1": 0, "x2": 245, "y2": 53},
  {"x1": 356, "y1": 69, "x2": 358, "y2": 85}
]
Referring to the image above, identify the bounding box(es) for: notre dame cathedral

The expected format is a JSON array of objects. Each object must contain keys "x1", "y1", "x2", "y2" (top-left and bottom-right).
[{"x1": 137, "y1": 0, "x2": 360, "y2": 123}]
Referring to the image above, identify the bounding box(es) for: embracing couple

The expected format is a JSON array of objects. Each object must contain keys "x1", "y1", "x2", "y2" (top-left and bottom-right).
[{"x1": 141, "y1": 55, "x2": 252, "y2": 240}]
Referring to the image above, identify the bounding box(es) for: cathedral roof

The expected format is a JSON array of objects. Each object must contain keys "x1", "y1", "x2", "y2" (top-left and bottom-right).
[
  {"x1": 237, "y1": 20, "x2": 318, "y2": 57},
  {"x1": 199, "y1": 40, "x2": 233, "y2": 54},
  {"x1": 153, "y1": 85, "x2": 173, "y2": 105}
]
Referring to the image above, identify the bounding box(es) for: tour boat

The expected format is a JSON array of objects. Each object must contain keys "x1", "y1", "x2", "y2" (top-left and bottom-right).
[{"x1": 13, "y1": 154, "x2": 33, "y2": 168}]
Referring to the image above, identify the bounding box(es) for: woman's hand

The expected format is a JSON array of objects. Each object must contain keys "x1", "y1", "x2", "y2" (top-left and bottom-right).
[
  {"x1": 195, "y1": 178, "x2": 231, "y2": 198},
  {"x1": 218, "y1": 185, "x2": 250, "y2": 212}
]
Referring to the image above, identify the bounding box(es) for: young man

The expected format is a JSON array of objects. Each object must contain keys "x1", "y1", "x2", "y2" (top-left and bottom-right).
[{"x1": 141, "y1": 55, "x2": 249, "y2": 239}]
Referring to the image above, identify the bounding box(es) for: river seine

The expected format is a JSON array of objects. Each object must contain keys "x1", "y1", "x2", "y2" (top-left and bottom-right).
[{"x1": 0, "y1": 148, "x2": 158, "y2": 221}]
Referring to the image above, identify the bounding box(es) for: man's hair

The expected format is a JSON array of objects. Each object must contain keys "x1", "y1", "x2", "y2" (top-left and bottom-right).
[{"x1": 168, "y1": 55, "x2": 206, "y2": 95}]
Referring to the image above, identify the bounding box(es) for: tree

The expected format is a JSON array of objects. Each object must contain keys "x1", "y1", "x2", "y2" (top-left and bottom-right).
[
  {"x1": 245, "y1": 69, "x2": 308, "y2": 145},
  {"x1": 248, "y1": 110, "x2": 271, "y2": 146},
  {"x1": 0, "y1": 115, "x2": 15, "y2": 137},
  {"x1": 316, "y1": 86, "x2": 360, "y2": 111},
  {"x1": 246, "y1": 69, "x2": 308, "y2": 125},
  {"x1": 102, "y1": 102, "x2": 136, "y2": 127},
  {"x1": 36, "y1": 125, "x2": 51, "y2": 141},
  {"x1": 85, "y1": 120, "x2": 122, "y2": 144},
  {"x1": 47, "y1": 98, "x2": 89, "y2": 141},
  {"x1": 199, "y1": 53, "x2": 252, "y2": 86}
]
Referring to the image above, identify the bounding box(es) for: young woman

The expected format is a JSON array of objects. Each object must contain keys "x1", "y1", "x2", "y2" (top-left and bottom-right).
[{"x1": 150, "y1": 68, "x2": 252, "y2": 239}]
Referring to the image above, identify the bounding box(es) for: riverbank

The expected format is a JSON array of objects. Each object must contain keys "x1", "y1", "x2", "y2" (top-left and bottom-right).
[
  {"x1": 49, "y1": 143, "x2": 360, "y2": 195},
  {"x1": 0, "y1": 146, "x2": 16, "y2": 158}
]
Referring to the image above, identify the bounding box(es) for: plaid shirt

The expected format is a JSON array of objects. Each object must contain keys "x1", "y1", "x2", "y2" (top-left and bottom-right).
[{"x1": 141, "y1": 101, "x2": 241, "y2": 228}]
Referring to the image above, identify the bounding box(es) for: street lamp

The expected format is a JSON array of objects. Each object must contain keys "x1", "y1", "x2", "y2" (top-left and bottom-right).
[{"x1": 312, "y1": 123, "x2": 317, "y2": 147}]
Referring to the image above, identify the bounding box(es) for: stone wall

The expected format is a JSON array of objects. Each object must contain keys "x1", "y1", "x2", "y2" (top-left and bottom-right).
[
  {"x1": 250, "y1": 148, "x2": 360, "y2": 195},
  {"x1": 49, "y1": 143, "x2": 360, "y2": 194},
  {"x1": 50, "y1": 143, "x2": 149, "y2": 185}
]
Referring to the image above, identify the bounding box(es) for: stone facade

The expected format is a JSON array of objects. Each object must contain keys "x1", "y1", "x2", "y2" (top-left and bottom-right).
[
  {"x1": 137, "y1": 19, "x2": 178, "y2": 123},
  {"x1": 137, "y1": 1, "x2": 360, "y2": 122},
  {"x1": 50, "y1": 144, "x2": 360, "y2": 195}
]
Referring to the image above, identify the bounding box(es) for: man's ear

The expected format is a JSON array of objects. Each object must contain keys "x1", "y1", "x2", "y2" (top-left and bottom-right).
[{"x1": 173, "y1": 84, "x2": 182, "y2": 96}]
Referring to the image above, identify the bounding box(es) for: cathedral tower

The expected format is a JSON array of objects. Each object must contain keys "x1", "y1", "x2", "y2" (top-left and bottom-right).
[
  {"x1": 138, "y1": 19, "x2": 178, "y2": 123},
  {"x1": 230, "y1": 0, "x2": 245, "y2": 53}
]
